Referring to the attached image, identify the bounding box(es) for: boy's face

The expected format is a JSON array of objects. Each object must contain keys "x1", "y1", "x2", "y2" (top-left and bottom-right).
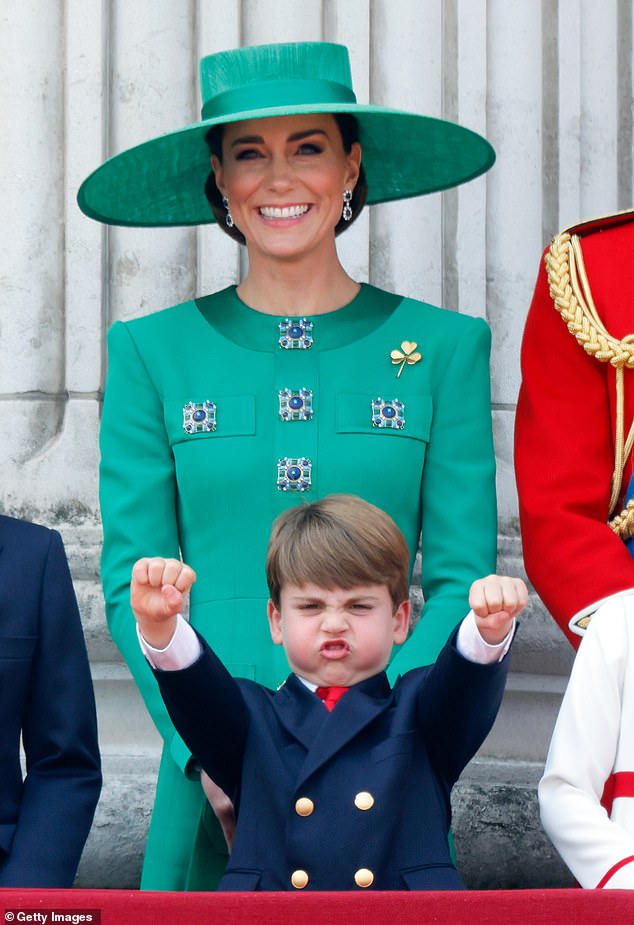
[{"x1": 267, "y1": 582, "x2": 410, "y2": 687}]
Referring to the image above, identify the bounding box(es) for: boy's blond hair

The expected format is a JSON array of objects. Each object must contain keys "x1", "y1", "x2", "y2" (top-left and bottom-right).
[{"x1": 266, "y1": 494, "x2": 410, "y2": 609}]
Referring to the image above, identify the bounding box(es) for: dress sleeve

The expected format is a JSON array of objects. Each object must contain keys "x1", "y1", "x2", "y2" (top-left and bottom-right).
[
  {"x1": 515, "y1": 253, "x2": 634, "y2": 646},
  {"x1": 539, "y1": 598, "x2": 634, "y2": 888},
  {"x1": 389, "y1": 316, "x2": 497, "y2": 677},
  {"x1": 100, "y1": 321, "x2": 189, "y2": 769}
]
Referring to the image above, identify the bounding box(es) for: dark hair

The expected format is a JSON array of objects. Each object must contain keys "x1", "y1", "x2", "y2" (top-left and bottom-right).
[
  {"x1": 266, "y1": 494, "x2": 410, "y2": 610},
  {"x1": 204, "y1": 113, "x2": 368, "y2": 245}
]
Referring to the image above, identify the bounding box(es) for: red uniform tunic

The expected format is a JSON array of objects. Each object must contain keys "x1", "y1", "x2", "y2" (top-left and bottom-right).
[{"x1": 515, "y1": 211, "x2": 634, "y2": 646}]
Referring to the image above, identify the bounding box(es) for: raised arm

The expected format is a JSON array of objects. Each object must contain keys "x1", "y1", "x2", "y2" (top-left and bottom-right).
[{"x1": 131, "y1": 558, "x2": 248, "y2": 801}]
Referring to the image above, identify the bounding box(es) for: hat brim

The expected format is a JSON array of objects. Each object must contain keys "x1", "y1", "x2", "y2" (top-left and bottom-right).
[{"x1": 77, "y1": 104, "x2": 495, "y2": 227}]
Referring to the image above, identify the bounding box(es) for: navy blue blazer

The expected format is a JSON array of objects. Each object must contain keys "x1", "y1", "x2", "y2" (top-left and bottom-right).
[
  {"x1": 155, "y1": 624, "x2": 510, "y2": 891},
  {"x1": 0, "y1": 516, "x2": 102, "y2": 886}
]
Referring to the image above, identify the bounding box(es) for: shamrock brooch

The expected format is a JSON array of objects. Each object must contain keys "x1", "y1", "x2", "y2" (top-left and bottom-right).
[{"x1": 390, "y1": 341, "x2": 422, "y2": 378}]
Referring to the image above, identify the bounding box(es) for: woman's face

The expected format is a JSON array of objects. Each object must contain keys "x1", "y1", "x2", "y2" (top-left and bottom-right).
[{"x1": 211, "y1": 113, "x2": 361, "y2": 263}]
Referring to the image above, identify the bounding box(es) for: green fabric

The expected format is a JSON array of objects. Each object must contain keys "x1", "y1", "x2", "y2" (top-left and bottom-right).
[
  {"x1": 201, "y1": 78, "x2": 356, "y2": 119},
  {"x1": 100, "y1": 283, "x2": 497, "y2": 890},
  {"x1": 77, "y1": 42, "x2": 495, "y2": 227}
]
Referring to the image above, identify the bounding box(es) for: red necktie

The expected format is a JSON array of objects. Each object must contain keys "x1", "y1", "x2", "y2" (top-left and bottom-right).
[{"x1": 316, "y1": 686, "x2": 349, "y2": 711}]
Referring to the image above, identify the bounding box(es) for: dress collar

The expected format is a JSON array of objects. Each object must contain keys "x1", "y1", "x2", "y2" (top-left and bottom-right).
[{"x1": 194, "y1": 283, "x2": 402, "y2": 352}]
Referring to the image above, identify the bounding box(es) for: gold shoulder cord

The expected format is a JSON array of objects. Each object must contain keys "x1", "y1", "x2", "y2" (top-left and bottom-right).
[{"x1": 545, "y1": 231, "x2": 634, "y2": 537}]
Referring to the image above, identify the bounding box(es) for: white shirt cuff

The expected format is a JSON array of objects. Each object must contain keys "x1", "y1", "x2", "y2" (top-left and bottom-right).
[
  {"x1": 137, "y1": 614, "x2": 202, "y2": 670},
  {"x1": 456, "y1": 609, "x2": 514, "y2": 664}
]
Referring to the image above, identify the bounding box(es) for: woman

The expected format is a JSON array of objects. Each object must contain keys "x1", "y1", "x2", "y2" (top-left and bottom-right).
[{"x1": 78, "y1": 41, "x2": 497, "y2": 891}]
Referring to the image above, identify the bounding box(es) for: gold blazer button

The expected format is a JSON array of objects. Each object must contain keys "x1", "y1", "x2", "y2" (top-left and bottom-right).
[
  {"x1": 354, "y1": 868, "x2": 375, "y2": 888},
  {"x1": 291, "y1": 869, "x2": 309, "y2": 889},
  {"x1": 295, "y1": 797, "x2": 315, "y2": 816},
  {"x1": 354, "y1": 791, "x2": 375, "y2": 811}
]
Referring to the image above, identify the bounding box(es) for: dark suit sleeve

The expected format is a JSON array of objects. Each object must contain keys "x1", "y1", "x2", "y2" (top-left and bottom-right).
[
  {"x1": 0, "y1": 529, "x2": 102, "y2": 887},
  {"x1": 414, "y1": 626, "x2": 511, "y2": 785},
  {"x1": 152, "y1": 634, "x2": 249, "y2": 803}
]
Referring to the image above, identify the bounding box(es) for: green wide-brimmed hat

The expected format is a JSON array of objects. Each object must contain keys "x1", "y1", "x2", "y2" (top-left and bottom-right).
[{"x1": 77, "y1": 41, "x2": 495, "y2": 227}]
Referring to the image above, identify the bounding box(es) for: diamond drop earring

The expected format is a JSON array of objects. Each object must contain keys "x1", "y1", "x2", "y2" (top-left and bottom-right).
[
  {"x1": 342, "y1": 189, "x2": 353, "y2": 222},
  {"x1": 222, "y1": 195, "x2": 234, "y2": 228}
]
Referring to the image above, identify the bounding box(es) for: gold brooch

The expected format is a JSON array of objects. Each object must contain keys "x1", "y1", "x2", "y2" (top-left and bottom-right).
[{"x1": 391, "y1": 341, "x2": 422, "y2": 378}]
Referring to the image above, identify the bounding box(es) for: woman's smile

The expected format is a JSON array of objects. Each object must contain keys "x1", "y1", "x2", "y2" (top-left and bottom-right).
[{"x1": 258, "y1": 204, "x2": 311, "y2": 220}]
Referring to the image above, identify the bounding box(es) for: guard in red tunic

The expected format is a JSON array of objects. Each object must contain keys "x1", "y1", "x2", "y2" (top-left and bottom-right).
[
  {"x1": 518, "y1": 212, "x2": 634, "y2": 888},
  {"x1": 515, "y1": 210, "x2": 634, "y2": 645}
]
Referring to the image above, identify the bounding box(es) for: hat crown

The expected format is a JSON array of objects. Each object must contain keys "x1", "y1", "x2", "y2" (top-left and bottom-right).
[{"x1": 199, "y1": 42, "x2": 355, "y2": 116}]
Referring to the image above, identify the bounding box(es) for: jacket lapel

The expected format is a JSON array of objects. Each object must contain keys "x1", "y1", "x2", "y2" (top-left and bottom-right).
[
  {"x1": 273, "y1": 675, "x2": 330, "y2": 750},
  {"x1": 274, "y1": 672, "x2": 393, "y2": 785}
]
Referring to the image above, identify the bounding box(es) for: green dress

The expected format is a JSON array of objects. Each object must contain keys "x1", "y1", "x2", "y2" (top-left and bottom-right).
[{"x1": 100, "y1": 283, "x2": 497, "y2": 889}]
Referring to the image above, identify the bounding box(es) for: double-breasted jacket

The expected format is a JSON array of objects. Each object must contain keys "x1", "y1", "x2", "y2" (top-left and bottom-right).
[{"x1": 154, "y1": 626, "x2": 509, "y2": 891}]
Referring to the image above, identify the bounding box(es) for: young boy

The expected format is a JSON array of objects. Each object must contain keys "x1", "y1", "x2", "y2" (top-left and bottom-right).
[{"x1": 132, "y1": 494, "x2": 526, "y2": 892}]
